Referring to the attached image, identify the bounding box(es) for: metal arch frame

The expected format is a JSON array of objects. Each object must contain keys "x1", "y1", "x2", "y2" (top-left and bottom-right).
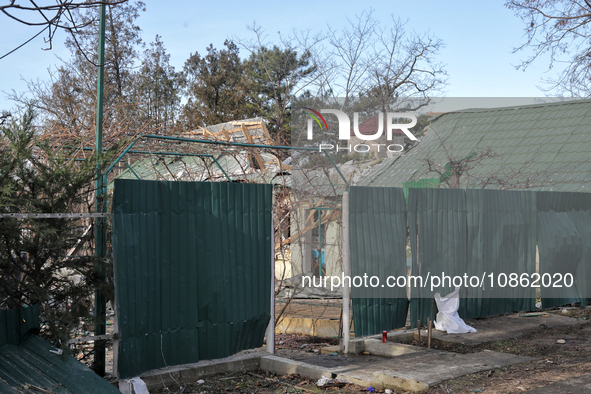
[
  {"x1": 87, "y1": 133, "x2": 351, "y2": 370},
  {"x1": 103, "y1": 134, "x2": 349, "y2": 186}
]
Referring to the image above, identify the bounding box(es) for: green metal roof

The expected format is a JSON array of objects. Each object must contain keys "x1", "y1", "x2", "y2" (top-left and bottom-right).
[
  {"x1": 360, "y1": 99, "x2": 591, "y2": 191},
  {"x1": 0, "y1": 306, "x2": 119, "y2": 394}
]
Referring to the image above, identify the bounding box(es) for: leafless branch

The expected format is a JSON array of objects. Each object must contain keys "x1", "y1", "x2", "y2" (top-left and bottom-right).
[
  {"x1": 1, "y1": 0, "x2": 127, "y2": 59},
  {"x1": 506, "y1": 0, "x2": 591, "y2": 96}
]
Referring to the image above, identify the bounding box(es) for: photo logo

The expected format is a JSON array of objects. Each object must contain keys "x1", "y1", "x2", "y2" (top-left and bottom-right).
[
  {"x1": 303, "y1": 108, "x2": 418, "y2": 153},
  {"x1": 303, "y1": 108, "x2": 329, "y2": 135}
]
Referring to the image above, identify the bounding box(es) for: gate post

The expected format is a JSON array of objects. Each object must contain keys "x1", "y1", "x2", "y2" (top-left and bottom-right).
[
  {"x1": 342, "y1": 190, "x2": 351, "y2": 353},
  {"x1": 266, "y1": 212, "x2": 275, "y2": 354}
]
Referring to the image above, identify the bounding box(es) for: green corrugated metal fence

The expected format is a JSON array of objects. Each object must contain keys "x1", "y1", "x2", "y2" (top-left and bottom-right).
[
  {"x1": 408, "y1": 188, "x2": 537, "y2": 326},
  {"x1": 408, "y1": 188, "x2": 468, "y2": 327},
  {"x1": 350, "y1": 187, "x2": 409, "y2": 337},
  {"x1": 0, "y1": 304, "x2": 39, "y2": 346},
  {"x1": 464, "y1": 189, "x2": 536, "y2": 317},
  {"x1": 351, "y1": 187, "x2": 589, "y2": 334},
  {"x1": 536, "y1": 191, "x2": 591, "y2": 308},
  {"x1": 112, "y1": 179, "x2": 272, "y2": 379}
]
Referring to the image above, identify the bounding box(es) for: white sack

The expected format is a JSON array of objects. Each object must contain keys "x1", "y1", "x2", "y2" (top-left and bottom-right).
[
  {"x1": 119, "y1": 377, "x2": 149, "y2": 394},
  {"x1": 433, "y1": 287, "x2": 476, "y2": 334}
]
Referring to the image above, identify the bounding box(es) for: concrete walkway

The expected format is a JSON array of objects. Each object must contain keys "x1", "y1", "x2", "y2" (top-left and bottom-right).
[{"x1": 262, "y1": 340, "x2": 532, "y2": 392}]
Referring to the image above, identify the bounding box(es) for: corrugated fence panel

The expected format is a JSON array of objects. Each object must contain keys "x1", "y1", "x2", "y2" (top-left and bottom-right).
[
  {"x1": 536, "y1": 191, "x2": 591, "y2": 308},
  {"x1": 464, "y1": 190, "x2": 536, "y2": 318},
  {"x1": 113, "y1": 179, "x2": 272, "y2": 379},
  {"x1": 409, "y1": 188, "x2": 467, "y2": 328},
  {"x1": 350, "y1": 187, "x2": 409, "y2": 337},
  {"x1": 0, "y1": 304, "x2": 39, "y2": 346}
]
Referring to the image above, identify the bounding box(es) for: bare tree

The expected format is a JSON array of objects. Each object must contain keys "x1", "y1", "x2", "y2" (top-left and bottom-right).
[
  {"x1": 1, "y1": 0, "x2": 127, "y2": 60},
  {"x1": 366, "y1": 17, "x2": 447, "y2": 109},
  {"x1": 507, "y1": 0, "x2": 591, "y2": 96},
  {"x1": 322, "y1": 12, "x2": 447, "y2": 112},
  {"x1": 325, "y1": 9, "x2": 377, "y2": 107}
]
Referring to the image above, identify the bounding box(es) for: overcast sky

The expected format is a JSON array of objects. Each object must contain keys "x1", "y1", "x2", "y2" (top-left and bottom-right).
[{"x1": 0, "y1": 0, "x2": 562, "y2": 112}]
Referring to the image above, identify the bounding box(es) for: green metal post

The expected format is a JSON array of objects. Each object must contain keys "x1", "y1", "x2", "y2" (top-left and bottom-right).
[
  {"x1": 94, "y1": 2, "x2": 107, "y2": 377},
  {"x1": 317, "y1": 210, "x2": 322, "y2": 276},
  {"x1": 125, "y1": 162, "x2": 141, "y2": 180}
]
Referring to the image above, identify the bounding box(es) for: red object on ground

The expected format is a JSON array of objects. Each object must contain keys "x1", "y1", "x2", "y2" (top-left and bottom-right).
[{"x1": 382, "y1": 331, "x2": 387, "y2": 343}]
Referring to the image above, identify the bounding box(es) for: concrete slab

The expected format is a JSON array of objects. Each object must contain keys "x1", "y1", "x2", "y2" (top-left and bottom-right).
[
  {"x1": 369, "y1": 350, "x2": 532, "y2": 388},
  {"x1": 523, "y1": 373, "x2": 591, "y2": 393},
  {"x1": 263, "y1": 349, "x2": 532, "y2": 392},
  {"x1": 137, "y1": 351, "x2": 264, "y2": 391},
  {"x1": 323, "y1": 339, "x2": 422, "y2": 357},
  {"x1": 363, "y1": 339, "x2": 422, "y2": 357},
  {"x1": 260, "y1": 355, "x2": 333, "y2": 381},
  {"x1": 275, "y1": 299, "x2": 353, "y2": 336},
  {"x1": 276, "y1": 316, "x2": 341, "y2": 337}
]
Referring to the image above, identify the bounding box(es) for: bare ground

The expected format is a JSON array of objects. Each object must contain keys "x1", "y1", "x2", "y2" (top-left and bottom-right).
[{"x1": 151, "y1": 309, "x2": 591, "y2": 393}]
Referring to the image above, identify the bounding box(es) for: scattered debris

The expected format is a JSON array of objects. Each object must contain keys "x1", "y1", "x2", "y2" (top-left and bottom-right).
[
  {"x1": 316, "y1": 376, "x2": 352, "y2": 388},
  {"x1": 49, "y1": 348, "x2": 63, "y2": 355}
]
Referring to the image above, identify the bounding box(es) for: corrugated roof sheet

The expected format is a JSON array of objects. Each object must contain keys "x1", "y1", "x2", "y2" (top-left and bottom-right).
[
  {"x1": 360, "y1": 99, "x2": 591, "y2": 191},
  {"x1": 112, "y1": 151, "x2": 287, "y2": 185},
  {"x1": 112, "y1": 118, "x2": 289, "y2": 186},
  {"x1": 0, "y1": 306, "x2": 118, "y2": 394},
  {"x1": 0, "y1": 335, "x2": 119, "y2": 394}
]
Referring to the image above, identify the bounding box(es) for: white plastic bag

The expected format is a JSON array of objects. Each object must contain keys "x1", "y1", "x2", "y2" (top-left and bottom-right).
[
  {"x1": 119, "y1": 377, "x2": 149, "y2": 394},
  {"x1": 433, "y1": 287, "x2": 476, "y2": 334}
]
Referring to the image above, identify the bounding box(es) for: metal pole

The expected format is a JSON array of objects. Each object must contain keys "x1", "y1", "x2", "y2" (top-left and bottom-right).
[
  {"x1": 342, "y1": 190, "x2": 351, "y2": 353},
  {"x1": 266, "y1": 211, "x2": 275, "y2": 354},
  {"x1": 317, "y1": 209, "x2": 322, "y2": 276},
  {"x1": 94, "y1": 2, "x2": 107, "y2": 377}
]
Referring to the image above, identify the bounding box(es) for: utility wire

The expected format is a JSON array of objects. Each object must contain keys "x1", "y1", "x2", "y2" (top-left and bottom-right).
[{"x1": 0, "y1": 26, "x2": 48, "y2": 60}]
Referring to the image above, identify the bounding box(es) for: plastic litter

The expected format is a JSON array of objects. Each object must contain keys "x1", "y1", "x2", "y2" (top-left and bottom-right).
[
  {"x1": 433, "y1": 287, "x2": 477, "y2": 334},
  {"x1": 120, "y1": 377, "x2": 149, "y2": 394},
  {"x1": 316, "y1": 376, "x2": 333, "y2": 387},
  {"x1": 316, "y1": 376, "x2": 351, "y2": 388}
]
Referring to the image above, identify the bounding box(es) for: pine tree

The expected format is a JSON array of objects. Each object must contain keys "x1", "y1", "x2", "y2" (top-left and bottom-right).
[{"x1": 0, "y1": 108, "x2": 118, "y2": 350}]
